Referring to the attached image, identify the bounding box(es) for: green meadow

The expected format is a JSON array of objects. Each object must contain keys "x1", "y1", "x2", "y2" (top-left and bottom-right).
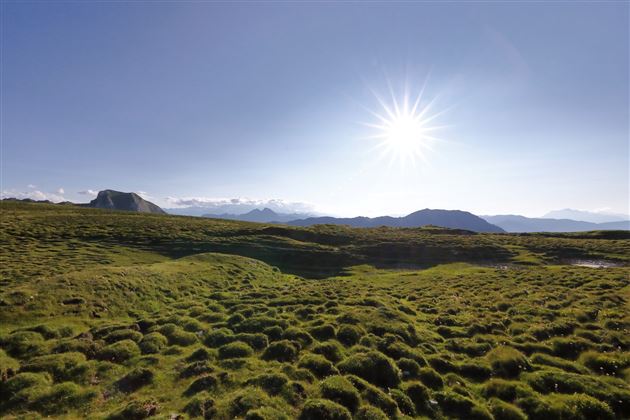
[{"x1": 1, "y1": 201, "x2": 629, "y2": 419}]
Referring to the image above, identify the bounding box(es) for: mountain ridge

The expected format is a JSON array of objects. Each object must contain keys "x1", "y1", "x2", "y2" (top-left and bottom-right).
[
  {"x1": 542, "y1": 208, "x2": 629, "y2": 224},
  {"x1": 203, "y1": 207, "x2": 312, "y2": 223},
  {"x1": 483, "y1": 214, "x2": 630, "y2": 233},
  {"x1": 287, "y1": 208, "x2": 505, "y2": 233}
]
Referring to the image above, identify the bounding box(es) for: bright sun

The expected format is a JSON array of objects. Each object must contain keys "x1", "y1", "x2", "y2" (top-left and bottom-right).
[
  {"x1": 384, "y1": 114, "x2": 427, "y2": 156},
  {"x1": 364, "y1": 84, "x2": 446, "y2": 167}
]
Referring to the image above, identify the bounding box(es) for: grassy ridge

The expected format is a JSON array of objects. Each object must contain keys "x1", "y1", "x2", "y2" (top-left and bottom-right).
[
  {"x1": 1, "y1": 201, "x2": 629, "y2": 419},
  {"x1": 2, "y1": 201, "x2": 628, "y2": 281}
]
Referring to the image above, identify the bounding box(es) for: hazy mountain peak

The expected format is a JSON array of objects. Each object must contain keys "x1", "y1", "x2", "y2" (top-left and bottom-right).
[
  {"x1": 543, "y1": 209, "x2": 628, "y2": 224},
  {"x1": 248, "y1": 208, "x2": 276, "y2": 216},
  {"x1": 203, "y1": 207, "x2": 312, "y2": 223},
  {"x1": 483, "y1": 214, "x2": 630, "y2": 232}
]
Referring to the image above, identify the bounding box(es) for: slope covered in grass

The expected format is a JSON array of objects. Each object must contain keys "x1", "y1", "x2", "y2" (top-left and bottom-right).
[
  {"x1": 1, "y1": 201, "x2": 629, "y2": 419},
  {"x1": 2, "y1": 201, "x2": 628, "y2": 281}
]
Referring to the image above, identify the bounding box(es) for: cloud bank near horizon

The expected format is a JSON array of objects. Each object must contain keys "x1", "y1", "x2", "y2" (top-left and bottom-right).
[
  {"x1": 2, "y1": 186, "x2": 627, "y2": 221},
  {"x1": 78, "y1": 189, "x2": 98, "y2": 196},
  {"x1": 164, "y1": 196, "x2": 316, "y2": 215},
  {"x1": 1, "y1": 188, "x2": 66, "y2": 203}
]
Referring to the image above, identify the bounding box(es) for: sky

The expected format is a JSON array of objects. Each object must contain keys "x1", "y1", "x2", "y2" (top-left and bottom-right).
[{"x1": 1, "y1": 1, "x2": 628, "y2": 218}]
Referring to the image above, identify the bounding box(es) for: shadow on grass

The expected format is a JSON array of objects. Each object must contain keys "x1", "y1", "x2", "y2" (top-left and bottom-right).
[{"x1": 87, "y1": 236, "x2": 515, "y2": 279}]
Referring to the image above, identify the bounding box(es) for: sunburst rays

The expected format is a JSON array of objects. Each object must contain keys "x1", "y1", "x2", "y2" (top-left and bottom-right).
[{"x1": 361, "y1": 79, "x2": 449, "y2": 168}]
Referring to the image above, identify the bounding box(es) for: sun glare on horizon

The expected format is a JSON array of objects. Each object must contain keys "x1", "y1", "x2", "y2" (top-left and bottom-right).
[{"x1": 363, "y1": 82, "x2": 448, "y2": 167}]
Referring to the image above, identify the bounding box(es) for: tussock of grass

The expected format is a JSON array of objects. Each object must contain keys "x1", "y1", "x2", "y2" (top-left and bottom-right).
[
  {"x1": 262, "y1": 340, "x2": 300, "y2": 362},
  {"x1": 21, "y1": 352, "x2": 88, "y2": 382},
  {"x1": 298, "y1": 354, "x2": 339, "y2": 378},
  {"x1": 138, "y1": 332, "x2": 167, "y2": 354},
  {"x1": 337, "y1": 351, "x2": 401, "y2": 388},
  {"x1": 0, "y1": 349, "x2": 20, "y2": 381},
  {"x1": 218, "y1": 341, "x2": 254, "y2": 359},
  {"x1": 298, "y1": 398, "x2": 351, "y2": 420},
  {"x1": 488, "y1": 397, "x2": 527, "y2": 420},
  {"x1": 97, "y1": 340, "x2": 140, "y2": 363},
  {"x1": 486, "y1": 346, "x2": 531, "y2": 377},
  {"x1": 319, "y1": 375, "x2": 360, "y2": 413},
  {"x1": 354, "y1": 405, "x2": 388, "y2": 420}
]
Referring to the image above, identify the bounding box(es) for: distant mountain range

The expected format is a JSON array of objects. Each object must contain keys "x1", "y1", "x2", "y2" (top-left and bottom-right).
[
  {"x1": 200, "y1": 207, "x2": 629, "y2": 233},
  {"x1": 542, "y1": 208, "x2": 629, "y2": 224},
  {"x1": 5, "y1": 190, "x2": 628, "y2": 233},
  {"x1": 287, "y1": 209, "x2": 505, "y2": 233},
  {"x1": 83, "y1": 190, "x2": 165, "y2": 214},
  {"x1": 164, "y1": 202, "x2": 315, "y2": 218},
  {"x1": 203, "y1": 208, "x2": 312, "y2": 223},
  {"x1": 197, "y1": 207, "x2": 504, "y2": 233},
  {"x1": 482, "y1": 215, "x2": 629, "y2": 233}
]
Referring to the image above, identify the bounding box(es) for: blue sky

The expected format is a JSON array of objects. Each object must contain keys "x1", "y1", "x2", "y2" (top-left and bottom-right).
[{"x1": 2, "y1": 1, "x2": 628, "y2": 217}]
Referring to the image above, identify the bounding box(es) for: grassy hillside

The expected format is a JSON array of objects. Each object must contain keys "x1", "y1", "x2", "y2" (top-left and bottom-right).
[{"x1": 1, "y1": 201, "x2": 629, "y2": 419}]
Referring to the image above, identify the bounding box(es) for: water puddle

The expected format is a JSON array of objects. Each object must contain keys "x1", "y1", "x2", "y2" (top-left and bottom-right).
[{"x1": 567, "y1": 259, "x2": 623, "y2": 268}]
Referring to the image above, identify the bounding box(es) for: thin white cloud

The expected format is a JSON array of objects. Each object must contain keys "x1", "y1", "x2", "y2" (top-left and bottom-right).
[
  {"x1": 78, "y1": 190, "x2": 98, "y2": 196},
  {"x1": 560, "y1": 207, "x2": 628, "y2": 217},
  {"x1": 27, "y1": 184, "x2": 37, "y2": 189},
  {"x1": 165, "y1": 196, "x2": 315, "y2": 214},
  {"x1": 137, "y1": 191, "x2": 153, "y2": 200},
  {"x1": 56, "y1": 188, "x2": 65, "y2": 194},
  {"x1": 588, "y1": 207, "x2": 629, "y2": 216},
  {"x1": 1, "y1": 189, "x2": 65, "y2": 203}
]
